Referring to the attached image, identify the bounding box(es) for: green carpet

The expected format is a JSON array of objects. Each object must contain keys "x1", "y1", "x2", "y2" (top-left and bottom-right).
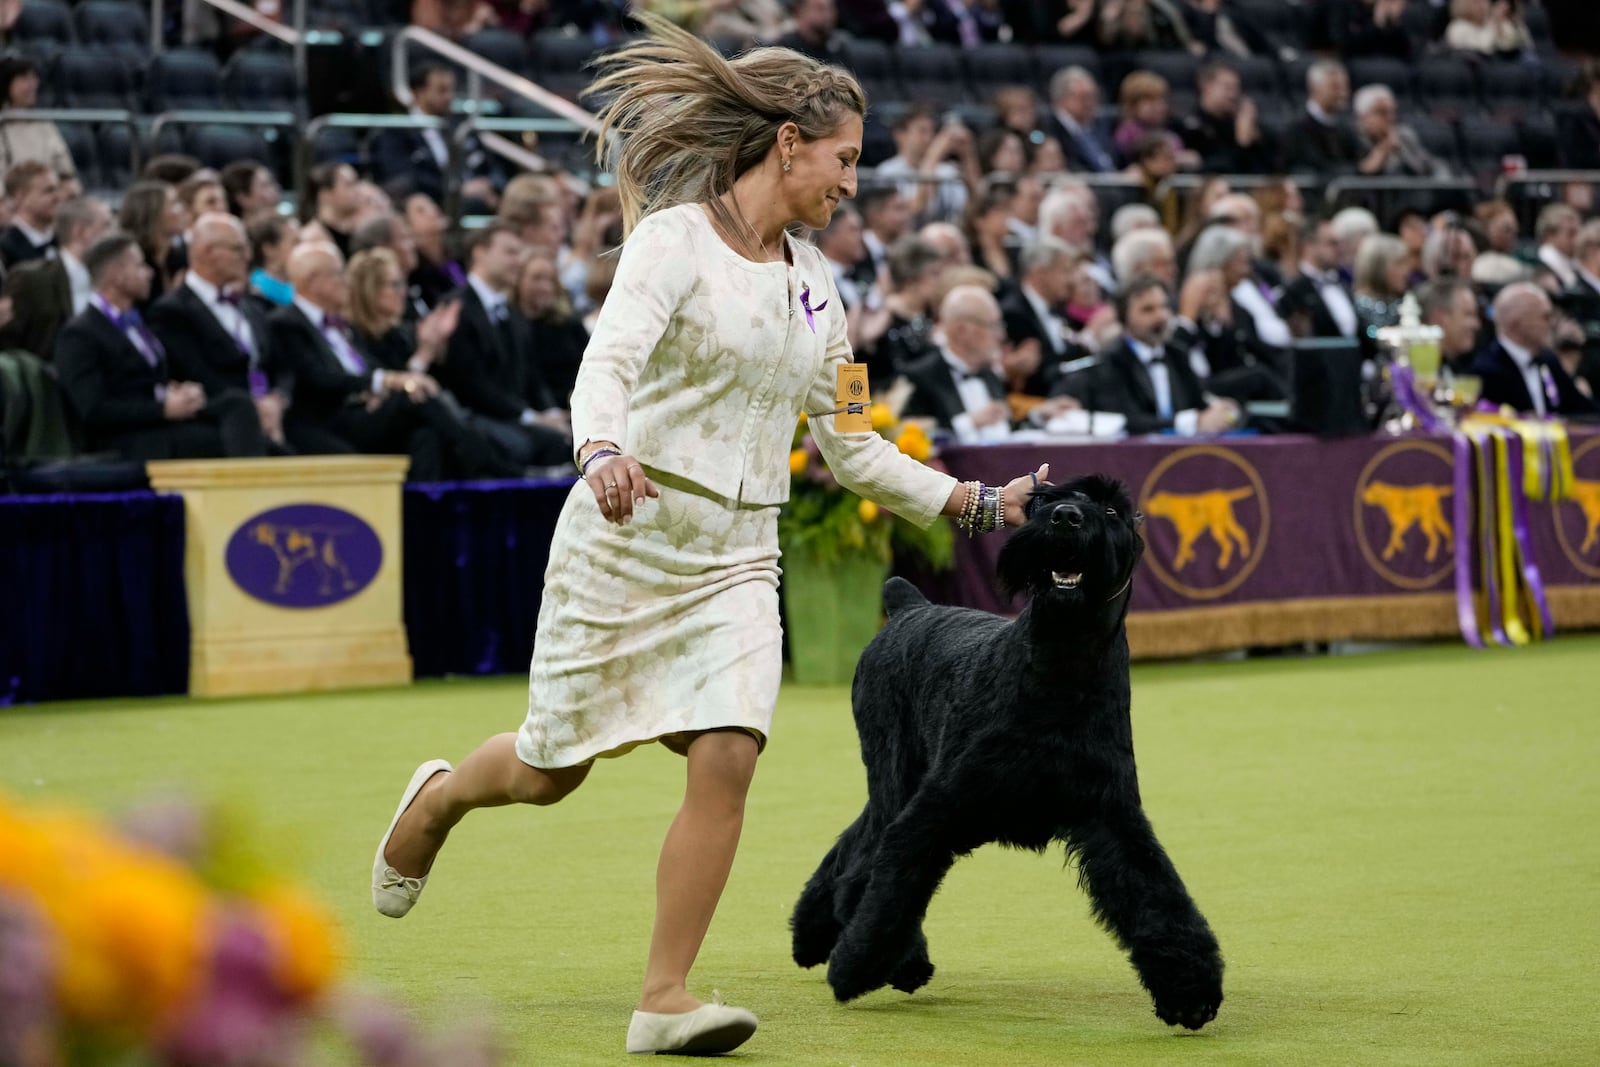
[{"x1": 4, "y1": 636, "x2": 1600, "y2": 1066}]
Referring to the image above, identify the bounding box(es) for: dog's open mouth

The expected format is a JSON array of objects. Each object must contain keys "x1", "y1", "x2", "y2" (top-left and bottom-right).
[{"x1": 1051, "y1": 571, "x2": 1083, "y2": 590}]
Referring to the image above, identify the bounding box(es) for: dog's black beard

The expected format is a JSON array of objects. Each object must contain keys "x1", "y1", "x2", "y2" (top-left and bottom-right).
[{"x1": 996, "y1": 475, "x2": 1143, "y2": 648}]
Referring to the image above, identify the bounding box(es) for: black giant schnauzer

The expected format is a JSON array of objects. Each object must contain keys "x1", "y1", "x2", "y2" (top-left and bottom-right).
[{"x1": 791, "y1": 474, "x2": 1224, "y2": 1030}]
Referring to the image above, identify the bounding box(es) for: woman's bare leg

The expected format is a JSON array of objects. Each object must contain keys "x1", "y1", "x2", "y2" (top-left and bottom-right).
[
  {"x1": 638, "y1": 729, "x2": 760, "y2": 1014},
  {"x1": 384, "y1": 732, "x2": 591, "y2": 878}
]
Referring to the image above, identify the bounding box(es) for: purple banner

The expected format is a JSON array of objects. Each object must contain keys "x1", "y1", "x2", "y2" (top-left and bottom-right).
[{"x1": 942, "y1": 432, "x2": 1600, "y2": 616}]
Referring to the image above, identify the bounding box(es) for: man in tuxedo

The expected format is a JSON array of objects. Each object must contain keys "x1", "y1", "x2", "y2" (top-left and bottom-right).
[
  {"x1": 1418, "y1": 277, "x2": 1482, "y2": 372},
  {"x1": 1047, "y1": 66, "x2": 1119, "y2": 174},
  {"x1": 901, "y1": 285, "x2": 1016, "y2": 443},
  {"x1": 0, "y1": 161, "x2": 61, "y2": 270},
  {"x1": 1279, "y1": 217, "x2": 1359, "y2": 340},
  {"x1": 54, "y1": 234, "x2": 267, "y2": 461},
  {"x1": 1000, "y1": 236, "x2": 1083, "y2": 397},
  {"x1": 1470, "y1": 283, "x2": 1597, "y2": 419},
  {"x1": 270, "y1": 242, "x2": 493, "y2": 480},
  {"x1": 1067, "y1": 276, "x2": 1240, "y2": 437},
  {"x1": 146, "y1": 214, "x2": 289, "y2": 449},
  {"x1": 1285, "y1": 60, "x2": 1363, "y2": 177},
  {"x1": 773, "y1": 0, "x2": 846, "y2": 64},
  {"x1": 433, "y1": 223, "x2": 571, "y2": 467},
  {"x1": 1180, "y1": 62, "x2": 1271, "y2": 175},
  {"x1": 0, "y1": 195, "x2": 110, "y2": 357},
  {"x1": 370, "y1": 64, "x2": 504, "y2": 212}
]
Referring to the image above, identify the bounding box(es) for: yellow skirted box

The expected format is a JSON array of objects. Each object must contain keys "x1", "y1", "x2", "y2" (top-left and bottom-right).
[{"x1": 146, "y1": 456, "x2": 412, "y2": 697}]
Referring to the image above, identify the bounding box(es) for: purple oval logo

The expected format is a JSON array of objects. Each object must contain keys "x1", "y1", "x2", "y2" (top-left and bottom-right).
[{"x1": 225, "y1": 504, "x2": 383, "y2": 608}]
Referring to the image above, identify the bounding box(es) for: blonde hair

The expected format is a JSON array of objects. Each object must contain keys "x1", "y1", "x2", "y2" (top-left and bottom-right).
[
  {"x1": 346, "y1": 247, "x2": 403, "y2": 338},
  {"x1": 589, "y1": 11, "x2": 866, "y2": 240},
  {"x1": 516, "y1": 244, "x2": 574, "y2": 322},
  {"x1": 1353, "y1": 233, "x2": 1410, "y2": 298},
  {"x1": 1118, "y1": 71, "x2": 1169, "y2": 119}
]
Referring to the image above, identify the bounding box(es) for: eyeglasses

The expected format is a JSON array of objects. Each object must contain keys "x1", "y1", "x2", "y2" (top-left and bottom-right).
[{"x1": 958, "y1": 317, "x2": 1006, "y2": 333}]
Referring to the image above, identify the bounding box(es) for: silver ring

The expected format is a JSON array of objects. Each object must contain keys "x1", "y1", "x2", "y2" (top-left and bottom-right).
[{"x1": 605, "y1": 482, "x2": 618, "y2": 491}]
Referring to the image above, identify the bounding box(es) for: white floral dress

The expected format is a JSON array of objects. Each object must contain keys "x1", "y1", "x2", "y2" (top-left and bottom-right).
[{"x1": 516, "y1": 204, "x2": 956, "y2": 769}]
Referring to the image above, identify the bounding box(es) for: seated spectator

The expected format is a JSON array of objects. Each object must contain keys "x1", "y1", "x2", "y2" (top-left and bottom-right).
[
  {"x1": 991, "y1": 86, "x2": 1042, "y2": 137},
  {"x1": 346, "y1": 247, "x2": 465, "y2": 384},
  {"x1": 867, "y1": 107, "x2": 975, "y2": 226},
  {"x1": 858, "y1": 185, "x2": 912, "y2": 286},
  {"x1": 118, "y1": 181, "x2": 188, "y2": 304},
  {"x1": 247, "y1": 215, "x2": 296, "y2": 307},
  {"x1": 1445, "y1": 0, "x2": 1530, "y2": 55},
  {"x1": 1280, "y1": 217, "x2": 1360, "y2": 340},
  {"x1": 1325, "y1": 0, "x2": 1412, "y2": 59},
  {"x1": 1099, "y1": 0, "x2": 1200, "y2": 52},
  {"x1": 1418, "y1": 277, "x2": 1483, "y2": 370},
  {"x1": 1261, "y1": 213, "x2": 1302, "y2": 286},
  {"x1": 0, "y1": 160, "x2": 59, "y2": 269},
  {"x1": 1353, "y1": 233, "x2": 1414, "y2": 340},
  {"x1": 1175, "y1": 176, "x2": 1232, "y2": 249},
  {"x1": 1000, "y1": 236, "x2": 1085, "y2": 397},
  {"x1": 55, "y1": 234, "x2": 268, "y2": 461},
  {"x1": 1536, "y1": 204, "x2": 1581, "y2": 290},
  {"x1": 411, "y1": 0, "x2": 494, "y2": 38},
  {"x1": 964, "y1": 184, "x2": 1017, "y2": 285},
  {"x1": 1112, "y1": 72, "x2": 1193, "y2": 168},
  {"x1": 771, "y1": 0, "x2": 845, "y2": 63},
  {"x1": 300, "y1": 163, "x2": 363, "y2": 257},
  {"x1": 1180, "y1": 63, "x2": 1270, "y2": 176},
  {"x1": 0, "y1": 56, "x2": 77, "y2": 185},
  {"x1": 404, "y1": 192, "x2": 464, "y2": 310},
  {"x1": 1126, "y1": 135, "x2": 1183, "y2": 234},
  {"x1": 1331, "y1": 205, "x2": 1380, "y2": 282},
  {"x1": 1112, "y1": 226, "x2": 1178, "y2": 290},
  {"x1": 856, "y1": 234, "x2": 944, "y2": 388},
  {"x1": 1421, "y1": 217, "x2": 1478, "y2": 282},
  {"x1": 146, "y1": 213, "x2": 289, "y2": 449},
  {"x1": 1208, "y1": 192, "x2": 1293, "y2": 342},
  {"x1": 351, "y1": 213, "x2": 428, "y2": 320},
  {"x1": 1471, "y1": 282, "x2": 1597, "y2": 417},
  {"x1": 1047, "y1": 67, "x2": 1119, "y2": 175},
  {"x1": 1353, "y1": 86, "x2": 1453, "y2": 178},
  {"x1": 372, "y1": 64, "x2": 504, "y2": 213},
  {"x1": 1004, "y1": 0, "x2": 1096, "y2": 42},
  {"x1": 817, "y1": 203, "x2": 873, "y2": 312},
  {"x1": 178, "y1": 173, "x2": 228, "y2": 221},
  {"x1": 432, "y1": 223, "x2": 572, "y2": 468},
  {"x1": 1039, "y1": 182, "x2": 1115, "y2": 293},
  {"x1": 977, "y1": 127, "x2": 1030, "y2": 178},
  {"x1": 271, "y1": 242, "x2": 475, "y2": 479},
  {"x1": 0, "y1": 195, "x2": 109, "y2": 357},
  {"x1": 884, "y1": 0, "x2": 1004, "y2": 45},
  {"x1": 901, "y1": 284, "x2": 1015, "y2": 443},
  {"x1": 1183, "y1": 224, "x2": 1290, "y2": 382},
  {"x1": 1557, "y1": 65, "x2": 1600, "y2": 170},
  {"x1": 221, "y1": 160, "x2": 283, "y2": 225},
  {"x1": 1572, "y1": 220, "x2": 1600, "y2": 305},
  {"x1": 1069, "y1": 275, "x2": 1241, "y2": 436},
  {"x1": 1111, "y1": 203, "x2": 1162, "y2": 245},
  {"x1": 1180, "y1": 0, "x2": 1273, "y2": 57},
  {"x1": 1286, "y1": 60, "x2": 1363, "y2": 177},
  {"x1": 513, "y1": 245, "x2": 589, "y2": 406},
  {"x1": 919, "y1": 220, "x2": 972, "y2": 271}
]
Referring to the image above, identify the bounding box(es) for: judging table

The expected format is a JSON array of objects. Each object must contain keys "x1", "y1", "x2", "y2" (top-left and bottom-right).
[{"x1": 941, "y1": 432, "x2": 1600, "y2": 659}]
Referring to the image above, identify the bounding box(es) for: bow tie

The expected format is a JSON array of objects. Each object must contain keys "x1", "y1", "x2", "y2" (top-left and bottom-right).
[
  {"x1": 323, "y1": 313, "x2": 349, "y2": 334},
  {"x1": 109, "y1": 307, "x2": 144, "y2": 331},
  {"x1": 217, "y1": 288, "x2": 242, "y2": 306},
  {"x1": 956, "y1": 368, "x2": 987, "y2": 382}
]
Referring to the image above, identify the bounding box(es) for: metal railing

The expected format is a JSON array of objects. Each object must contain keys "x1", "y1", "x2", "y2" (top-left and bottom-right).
[
  {"x1": 298, "y1": 112, "x2": 456, "y2": 213},
  {"x1": 154, "y1": 0, "x2": 307, "y2": 80},
  {"x1": 391, "y1": 26, "x2": 601, "y2": 137},
  {"x1": 149, "y1": 108, "x2": 299, "y2": 147},
  {"x1": 1495, "y1": 169, "x2": 1600, "y2": 198},
  {"x1": 0, "y1": 108, "x2": 142, "y2": 180},
  {"x1": 458, "y1": 115, "x2": 592, "y2": 178}
]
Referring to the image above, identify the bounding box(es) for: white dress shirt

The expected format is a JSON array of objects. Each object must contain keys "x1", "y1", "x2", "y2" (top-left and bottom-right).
[
  {"x1": 1231, "y1": 279, "x2": 1293, "y2": 347},
  {"x1": 412, "y1": 106, "x2": 450, "y2": 170},
  {"x1": 62, "y1": 251, "x2": 91, "y2": 315},
  {"x1": 1538, "y1": 244, "x2": 1577, "y2": 289},
  {"x1": 940, "y1": 346, "x2": 1010, "y2": 445},
  {"x1": 1299, "y1": 262, "x2": 1359, "y2": 338},
  {"x1": 14, "y1": 218, "x2": 55, "y2": 258},
  {"x1": 185, "y1": 271, "x2": 257, "y2": 357},
  {"x1": 1497, "y1": 334, "x2": 1548, "y2": 416},
  {"x1": 1128, "y1": 336, "x2": 1201, "y2": 435}
]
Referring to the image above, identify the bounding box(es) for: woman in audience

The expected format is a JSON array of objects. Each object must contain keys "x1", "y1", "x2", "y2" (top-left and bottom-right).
[
  {"x1": 178, "y1": 172, "x2": 228, "y2": 221},
  {"x1": 1112, "y1": 72, "x2": 1197, "y2": 168},
  {"x1": 347, "y1": 247, "x2": 461, "y2": 375},
  {"x1": 221, "y1": 160, "x2": 283, "y2": 224},
  {"x1": 513, "y1": 245, "x2": 589, "y2": 406},
  {"x1": 1176, "y1": 176, "x2": 1232, "y2": 249},
  {"x1": 991, "y1": 86, "x2": 1041, "y2": 138},
  {"x1": 1353, "y1": 232, "x2": 1414, "y2": 339},
  {"x1": 1099, "y1": 0, "x2": 1200, "y2": 51},
  {"x1": 963, "y1": 183, "x2": 1017, "y2": 284},
  {"x1": 118, "y1": 180, "x2": 188, "y2": 302},
  {"x1": 1445, "y1": 0, "x2": 1531, "y2": 55},
  {"x1": 247, "y1": 214, "x2": 296, "y2": 307},
  {"x1": 976, "y1": 127, "x2": 1030, "y2": 178},
  {"x1": 0, "y1": 56, "x2": 77, "y2": 184}
]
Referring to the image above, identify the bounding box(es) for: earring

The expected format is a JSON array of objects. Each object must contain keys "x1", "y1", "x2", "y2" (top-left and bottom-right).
[{"x1": 782, "y1": 158, "x2": 792, "y2": 173}]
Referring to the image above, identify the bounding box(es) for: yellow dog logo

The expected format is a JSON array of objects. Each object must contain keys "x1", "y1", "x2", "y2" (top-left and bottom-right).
[
  {"x1": 1143, "y1": 488, "x2": 1254, "y2": 570},
  {"x1": 1361, "y1": 481, "x2": 1454, "y2": 562},
  {"x1": 1573, "y1": 479, "x2": 1600, "y2": 553}
]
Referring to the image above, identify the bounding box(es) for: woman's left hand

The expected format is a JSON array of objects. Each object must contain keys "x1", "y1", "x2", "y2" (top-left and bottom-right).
[{"x1": 1002, "y1": 463, "x2": 1049, "y2": 527}]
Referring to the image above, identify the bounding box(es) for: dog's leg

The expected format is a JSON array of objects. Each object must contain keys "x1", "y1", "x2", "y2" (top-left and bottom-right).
[
  {"x1": 791, "y1": 811, "x2": 870, "y2": 968},
  {"x1": 827, "y1": 784, "x2": 965, "y2": 1003},
  {"x1": 1064, "y1": 809, "x2": 1224, "y2": 1031}
]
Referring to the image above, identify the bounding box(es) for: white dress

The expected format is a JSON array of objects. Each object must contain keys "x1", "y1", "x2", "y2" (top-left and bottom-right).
[{"x1": 515, "y1": 204, "x2": 957, "y2": 769}]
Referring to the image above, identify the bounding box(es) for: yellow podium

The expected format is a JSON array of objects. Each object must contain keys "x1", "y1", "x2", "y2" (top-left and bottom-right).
[{"x1": 147, "y1": 456, "x2": 412, "y2": 697}]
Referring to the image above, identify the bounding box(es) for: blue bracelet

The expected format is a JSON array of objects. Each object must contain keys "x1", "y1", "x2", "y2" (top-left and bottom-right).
[{"x1": 581, "y1": 448, "x2": 621, "y2": 477}]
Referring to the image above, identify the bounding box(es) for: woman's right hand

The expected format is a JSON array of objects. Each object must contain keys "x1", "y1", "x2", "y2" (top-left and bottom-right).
[{"x1": 585, "y1": 450, "x2": 660, "y2": 525}]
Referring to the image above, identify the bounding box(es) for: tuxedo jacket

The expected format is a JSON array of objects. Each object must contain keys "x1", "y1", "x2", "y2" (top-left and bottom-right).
[
  {"x1": 369, "y1": 127, "x2": 504, "y2": 205},
  {"x1": 1284, "y1": 114, "x2": 1363, "y2": 176},
  {"x1": 267, "y1": 303, "x2": 373, "y2": 425},
  {"x1": 0, "y1": 256, "x2": 71, "y2": 357},
  {"x1": 146, "y1": 284, "x2": 281, "y2": 399},
  {"x1": 1083, "y1": 338, "x2": 1207, "y2": 436},
  {"x1": 1047, "y1": 113, "x2": 1120, "y2": 173},
  {"x1": 1278, "y1": 274, "x2": 1353, "y2": 340},
  {"x1": 0, "y1": 225, "x2": 53, "y2": 271},
  {"x1": 433, "y1": 285, "x2": 556, "y2": 422},
  {"x1": 900, "y1": 351, "x2": 1008, "y2": 431},
  {"x1": 53, "y1": 305, "x2": 171, "y2": 452},
  {"x1": 999, "y1": 286, "x2": 1083, "y2": 395},
  {"x1": 1469, "y1": 340, "x2": 1597, "y2": 418}
]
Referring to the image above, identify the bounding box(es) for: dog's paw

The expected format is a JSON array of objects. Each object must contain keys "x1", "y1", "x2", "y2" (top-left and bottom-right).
[
  {"x1": 888, "y1": 954, "x2": 935, "y2": 994},
  {"x1": 1153, "y1": 991, "x2": 1222, "y2": 1031},
  {"x1": 826, "y1": 933, "x2": 894, "y2": 1002},
  {"x1": 1146, "y1": 967, "x2": 1224, "y2": 1031},
  {"x1": 791, "y1": 925, "x2": 836, "y2": 970}
]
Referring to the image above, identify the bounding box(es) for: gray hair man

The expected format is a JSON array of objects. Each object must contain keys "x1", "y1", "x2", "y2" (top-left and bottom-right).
[{"x1": 1469, "y1": 282, "x2": 1596, "y2": 417}]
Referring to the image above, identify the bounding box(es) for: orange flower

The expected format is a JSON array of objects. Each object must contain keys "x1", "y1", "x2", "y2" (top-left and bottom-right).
[
  {"x1": 869, "y1": 403, "x2": 894, "y2": 430},
  {"x1": 796, "y1": 411, "x2": 808, "y2": 426},
  {"x1": 858, "y1": 499, "x2": 880, "y2": 523},
  {"x1": 253, "y1": 885, "x2": 341, "y2": 1002},
  {"x1": 895, "y1": 424, "x2": 931, "y2": 463},
  {"x1": 789, "y1": 449, "x2": 808, "y2": 476}
]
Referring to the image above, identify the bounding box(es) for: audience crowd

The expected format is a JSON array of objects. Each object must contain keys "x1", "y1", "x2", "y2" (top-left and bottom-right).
[{"x1": 1, "y1": 0, "x2": 1599, "y2": 481}]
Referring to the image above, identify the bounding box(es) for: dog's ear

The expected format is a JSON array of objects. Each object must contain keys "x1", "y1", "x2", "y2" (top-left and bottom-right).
[{"x1": 995, "y1": 528, "x2": 1038, "y2": 602}]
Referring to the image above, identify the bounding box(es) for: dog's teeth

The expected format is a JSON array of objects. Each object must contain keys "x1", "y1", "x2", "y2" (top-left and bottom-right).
[{"x1": 1051, "y1": 572, "x2": 1083, "y2": 589}]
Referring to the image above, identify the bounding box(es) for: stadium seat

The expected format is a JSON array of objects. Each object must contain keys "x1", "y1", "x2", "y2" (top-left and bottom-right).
[
  {"x1": 532, "y1": 32, "x2": 602, "y2": 101},
  {"x1": 1414, "y1": 56, "x2": 1479, "y2": 117},
  {"x1": 56, "y1": 121, "x2": 99, "y2": 189},
  {"x1": 462, "y1": 29, "x2": 531, "y2": 78},
  {"x1": 1227, "y1": 55, "x2": 1283, "y2": 99},
  {"x1": 838, "y1": 38, "x2": 895, "y2": 84},
  {"x1": 221, "y1": 49, "x2": 300, "y2": 113},
  {"x1": 147, "y1": 48, "x2": 224, "y2": 112},
  {"x1": 896, "y1": 45, "x2": 968, "y2": 104},
  {"x1": 181, "y1": 124, "x2": 277, "y2": 171},
  {"x1": 52, "y1": 47, "x2": 138, "y2": 110},
  {"x1": 1479, "y1": 61, "x2": 1543, "y2": 111},
  {"x1": 72, "y1": 1, "x2": 149, "y2": 49},
  {"x1": 1130, "y1": 52, "x2": 1200, "y2": 96},
  {"x1": 1347, "y1": 56, "x2": 1413, "y2": 103},
  {"x1": 1457, "y1": 116, "x2": 1523, "y2": 174},
  {"x1": 302, "y1": 0, "x2": 370, "y2": 31},
  {"x1": 963, "y1": 43, "x2": 1031, "y2": 95},
  {"x1": 95, "y1": 122, "x2": 135, "y2": 189},
  {"x1": 1400, "y1": 1, "x2": 1444, "y2": 45},
  {"x1": 1522, "y1": 2, "x2": 1552, "y2": 50},
  {"x1": 1232, "y1": 0, "x2": 1309, "y2": 50},
  {"x1": 1409, "y1": 114, "x2": 1462, "y2": 170},
  {"x1": 11, "y1": 0, "x2": 75, "y2": 55},
  {"x1": 1033, "y1": 45, "x2": 1100, "y2": 91},
  {"x1": 1515, "y1": 109, "x2": 1560, "y2": 169}
]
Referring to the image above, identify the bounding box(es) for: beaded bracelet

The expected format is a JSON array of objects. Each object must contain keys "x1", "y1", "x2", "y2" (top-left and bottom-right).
[
  {"x1": 958, "y1": 481, "x2": 1009, "y2": 537},
  {"x1": 580, "y1": 448, "x2": 621, "y2": 478}
]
